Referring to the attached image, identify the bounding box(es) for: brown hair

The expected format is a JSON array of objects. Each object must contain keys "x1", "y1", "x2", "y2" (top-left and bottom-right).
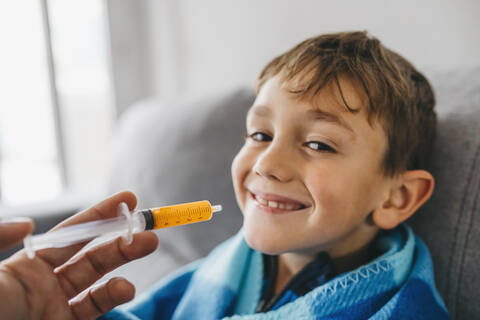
[{"x1": 257, "y1": 31, "x2": 436, "y2": 177}]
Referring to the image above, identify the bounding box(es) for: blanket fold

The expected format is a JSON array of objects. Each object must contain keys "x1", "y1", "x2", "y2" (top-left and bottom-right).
[{"x1": 100, "y1": 224, "x2": 450, "y2": 319}]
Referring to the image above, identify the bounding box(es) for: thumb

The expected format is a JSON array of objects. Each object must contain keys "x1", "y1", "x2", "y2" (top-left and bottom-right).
[{"x1": 0, "y1": 217, "x2": 34, "y2": 251}]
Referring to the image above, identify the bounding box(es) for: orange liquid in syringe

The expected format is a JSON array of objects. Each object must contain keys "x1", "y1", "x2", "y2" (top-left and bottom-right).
[{"x1": 150, "y1": 200, "x2": 214, "y2": 229}]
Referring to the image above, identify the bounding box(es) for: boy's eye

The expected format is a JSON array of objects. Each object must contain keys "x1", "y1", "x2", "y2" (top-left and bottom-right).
[
  {"x1": 247, "y1": 132, "x2": 272, "y2": 142},
  {"x1": 305, "y1": 141, "x2": 336, "y2": 153}
]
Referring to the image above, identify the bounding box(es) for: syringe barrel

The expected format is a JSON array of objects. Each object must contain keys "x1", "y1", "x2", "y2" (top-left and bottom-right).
[{"x1": 148, "y1": 200, "x2": 214, "y2": 230}]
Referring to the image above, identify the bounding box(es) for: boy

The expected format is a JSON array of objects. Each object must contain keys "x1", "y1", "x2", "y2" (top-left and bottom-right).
[{"x1": 102, "y1": 31, "x2": 450, "y2": 319}]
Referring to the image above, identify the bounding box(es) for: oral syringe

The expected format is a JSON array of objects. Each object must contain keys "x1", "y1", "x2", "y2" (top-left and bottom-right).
[{"x1": 23, "y1": 200, "x2": 222, "y2": 259}]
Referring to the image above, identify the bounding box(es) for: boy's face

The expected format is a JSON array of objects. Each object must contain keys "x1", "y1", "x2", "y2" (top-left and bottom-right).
[{"x1": 232, "y1": 76, "x2": 394, "y2": 257}]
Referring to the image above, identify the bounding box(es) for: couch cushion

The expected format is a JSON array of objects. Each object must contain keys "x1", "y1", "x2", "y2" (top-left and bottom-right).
[
  {"x1": 107, "y1": 90, "x2": 254, "y2": 291},
  {"x1": 409, "y1": 67, "x2": 480, "y2": 319}
]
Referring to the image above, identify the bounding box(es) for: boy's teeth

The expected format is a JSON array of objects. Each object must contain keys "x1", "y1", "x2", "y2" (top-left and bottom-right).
[
  {"x1": 255, "y1": 195, "x2": 302, "y2": 210},
  {"x1": 268, "y1": 201, "x2": 278, "y2": 208},
  {"x1": 258, "y1": 197, "x2": 268, "y2": 206}
]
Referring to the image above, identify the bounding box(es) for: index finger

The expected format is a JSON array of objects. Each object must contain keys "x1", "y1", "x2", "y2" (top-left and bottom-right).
[
  {"x1": 36, "y1": 191, "x2": 138, "y2": 267},
  {"x1": 0, "y1": 218, "x2": 34, "y2": 251},
  {"x1": 52, "y1": 191, "x2": 137, "y2": 231}
]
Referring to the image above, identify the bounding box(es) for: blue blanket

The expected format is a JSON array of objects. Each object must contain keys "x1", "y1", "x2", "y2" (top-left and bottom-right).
[{"x1": 101, "y1": 224, "x2": 450, "y2": 319}]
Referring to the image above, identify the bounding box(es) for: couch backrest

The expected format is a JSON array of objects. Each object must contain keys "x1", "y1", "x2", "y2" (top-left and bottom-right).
[
  {"x1": 409, "y1": 67, "x2": 480, "y2": 319},
  {"x1": 108, "y1": 91, "x2": 254, "y2": 264},
  {"x1": 108, "y1": 67, "x2": 480, "y2": 319}
]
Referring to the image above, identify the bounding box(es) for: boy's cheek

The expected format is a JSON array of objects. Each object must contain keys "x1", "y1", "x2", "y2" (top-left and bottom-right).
[
  {"x1": 306, "y1": 176, "x2": 362, "y2": 217},
  {"x1": 231, "y1": 149, "x2": 250, "y2": 209},
  {"x1": 308, "y1": 175, "x2": 381, "y2": 226},
  {"x1": 231, "y1": 152, "x2": 243, "y2": 189}
]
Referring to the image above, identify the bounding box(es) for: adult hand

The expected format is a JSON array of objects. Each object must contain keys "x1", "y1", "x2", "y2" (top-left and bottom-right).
[
  {"x1": 0, "y1": 217, "x2": 34, "y2": 251},
  {"x1": 0, "y1": 191, "x2": 159, "y2": 320}
]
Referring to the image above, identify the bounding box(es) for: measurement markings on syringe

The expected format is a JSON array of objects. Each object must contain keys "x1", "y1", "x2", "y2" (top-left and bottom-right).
[{"x1": 152, "y1": 204, "x2": 211, "y2": 228}]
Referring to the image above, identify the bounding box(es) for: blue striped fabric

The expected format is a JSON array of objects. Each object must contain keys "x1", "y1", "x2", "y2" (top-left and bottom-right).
[{"x1": 100, "y1": 224, "x2": 450, "y2": 320}]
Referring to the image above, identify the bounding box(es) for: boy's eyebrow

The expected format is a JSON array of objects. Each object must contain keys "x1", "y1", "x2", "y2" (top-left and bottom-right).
[
  {"x1": 305, "y1": 109, "x2": 355, "y2": 134},
  {"x1": 248, "y1": 105, "x2": 271, "y2": 118},
  {"x1": 248, "y1": 105, "x2": 355, "y2": 136}
]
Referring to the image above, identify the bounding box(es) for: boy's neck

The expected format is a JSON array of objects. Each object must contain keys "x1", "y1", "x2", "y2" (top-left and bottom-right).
[
  {"x1": 275, "y1": 240, "x2": 378, "y2": 294},
  {"x1": 275, "y1": 253, "x2": 310, "y2": 294},
  {"x1": 330, "y1": 241, "x2": 378, "y2": 275}
]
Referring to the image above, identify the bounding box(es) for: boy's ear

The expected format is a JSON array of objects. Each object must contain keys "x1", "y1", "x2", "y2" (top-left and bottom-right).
[{"x1": 372, "y1": 170, "x2": 435, "y2": 230}]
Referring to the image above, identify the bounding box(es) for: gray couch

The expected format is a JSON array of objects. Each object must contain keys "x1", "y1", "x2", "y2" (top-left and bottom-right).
[{"x1": 107, "y1": 67, "x2": 480, "y2": 319}]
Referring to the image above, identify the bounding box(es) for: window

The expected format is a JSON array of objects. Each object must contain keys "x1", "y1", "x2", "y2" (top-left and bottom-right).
[{"x1": 0, "y1": 0, "x2": 114, "y2": 206}]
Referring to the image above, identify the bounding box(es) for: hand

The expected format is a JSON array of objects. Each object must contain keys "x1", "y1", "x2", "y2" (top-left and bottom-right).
[
  {"x1": 0, "y1": 217, "x2": 34, "y2": 251},
  {"x1": 0, "y1": 191, "x2": 159, "y2": 320}
]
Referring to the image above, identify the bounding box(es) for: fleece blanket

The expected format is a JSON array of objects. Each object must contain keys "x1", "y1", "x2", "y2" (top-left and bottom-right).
[{"x1": 100, "y1": 224, "x2": 450, "y2": 319}]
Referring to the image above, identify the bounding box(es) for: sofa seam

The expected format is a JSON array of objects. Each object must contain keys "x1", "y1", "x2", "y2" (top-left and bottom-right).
[
  {"x1": 445, "y1": 141, "x2": 480, "y2": 313},
  {"x1": 453, "y1": 142, "x2": 480, "y2": 319}
]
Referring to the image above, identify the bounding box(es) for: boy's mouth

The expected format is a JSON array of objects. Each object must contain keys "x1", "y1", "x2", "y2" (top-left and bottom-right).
[{"x1": 249, "y1": 191, "x2": 309, "y2": 212}]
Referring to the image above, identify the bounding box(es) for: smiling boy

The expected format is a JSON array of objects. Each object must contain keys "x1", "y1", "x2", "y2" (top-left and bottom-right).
[{"x1": 101, "y1": 31, "x2": 450, "y2": 319}]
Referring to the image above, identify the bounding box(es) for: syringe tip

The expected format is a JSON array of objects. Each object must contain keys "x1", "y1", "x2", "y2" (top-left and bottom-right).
[{"x1": 211, "y1": 204, "x2": 223, "y2": 213}]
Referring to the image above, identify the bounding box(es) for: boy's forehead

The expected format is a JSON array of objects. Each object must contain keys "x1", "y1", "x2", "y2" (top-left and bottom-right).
[
  {"x1": 253, "y1": 75, "x2": 370, "y2": 120},
  {"x1": 292, "y1": 75, "x2": 367, "y2": 113}
]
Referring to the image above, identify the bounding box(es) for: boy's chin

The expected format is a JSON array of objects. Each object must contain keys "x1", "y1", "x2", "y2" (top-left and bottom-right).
[{"x1": 243, "y1": 229, "x2": 288, "y2": 255}]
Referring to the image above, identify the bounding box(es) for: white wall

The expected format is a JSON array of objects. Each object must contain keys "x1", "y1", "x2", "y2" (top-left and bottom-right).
[
  {"x1": 138, "y1": 0, "x2": 480, "y2": 102},
  {"x1": 106, "y1": 0, "x2": 152, "y2": 115}
]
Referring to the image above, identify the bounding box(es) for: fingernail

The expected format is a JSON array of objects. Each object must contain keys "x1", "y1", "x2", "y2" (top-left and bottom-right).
[{"x1": 0, "y1": 217, "x2": 33, "y2": 225}]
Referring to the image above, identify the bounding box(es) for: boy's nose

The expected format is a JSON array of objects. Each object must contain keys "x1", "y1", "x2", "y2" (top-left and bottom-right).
[{"x1": 253, "y1": 144, "x2": 294, "y2": 182}]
